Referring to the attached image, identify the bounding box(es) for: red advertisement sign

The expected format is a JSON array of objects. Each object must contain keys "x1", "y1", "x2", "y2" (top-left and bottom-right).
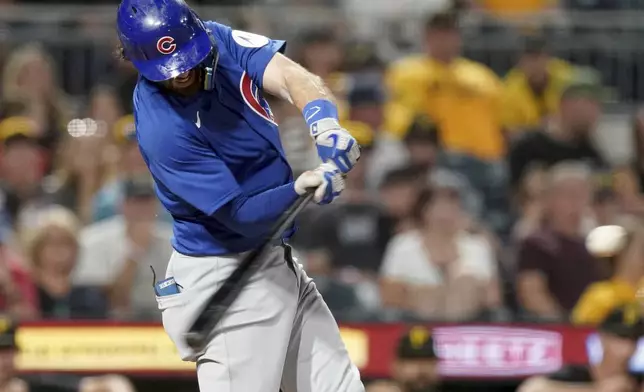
[{"x1": 433, "y1": 326, "x2": 563, "y2": 377}]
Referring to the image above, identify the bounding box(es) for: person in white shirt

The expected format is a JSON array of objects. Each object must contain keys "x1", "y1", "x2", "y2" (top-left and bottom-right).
[
  {"x1": 73, "y1": 175, "x2": 172, "y2": 319},
  {"x1": 379, "y1": 179, "x2": 501, "y2": 320}
]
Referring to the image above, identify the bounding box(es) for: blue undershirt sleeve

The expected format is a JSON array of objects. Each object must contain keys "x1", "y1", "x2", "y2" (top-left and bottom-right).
[{"x1": 213, "y1": 182, "x2": 299, "y2": 236}]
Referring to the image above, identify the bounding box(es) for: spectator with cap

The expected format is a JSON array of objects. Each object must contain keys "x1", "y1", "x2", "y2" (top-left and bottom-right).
[
  {"x1": 501, "y1": 34, "x2": 575, "y2": 133},
  {"x1": 508, "y1": 77, "x2": 608, "y2": 192},
  {"x1": 74, "y1": 175, "x2": 172, "y2": 319},
  {"x1": 516, "y1": 162, "x2": 603, "y2": 320},
  {"x1": 385, "y1": 11, "x2": 505, "y2": 162},
  {"x1": 392, "y1": 326, "x2": 442, "y2": 392},
  {"x1": 0, "y1": 116, "x2": 49, "y2": 233},
  {"x1": 380, "y1": 181, "x2": 500, "y2": 321},
  {"x1": 346, "y1": 75, "x2": 408, "y2": 192},
  {"x1": 26, "y1": 206, "x2": 107, "y2": 320},
  {"x1": 520, "y1": 305, "x2": 644, "y2": 392}
]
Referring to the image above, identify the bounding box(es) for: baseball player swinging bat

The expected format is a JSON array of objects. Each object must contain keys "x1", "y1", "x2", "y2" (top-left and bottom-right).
[{"x1": 116, "y1": 0, "x2": 363, "y2": 391}]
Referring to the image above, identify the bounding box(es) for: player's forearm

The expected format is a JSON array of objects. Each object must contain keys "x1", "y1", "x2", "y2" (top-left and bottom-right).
[
  {"x1": 214, "y1": 182, "x2": 299, "y2": 236},
  {"x1": 264, "y1": 53, "x2": 336, "y2": 109},
  {"x1": 283, "y1": 65, "x2": 336, "y2": 111}
]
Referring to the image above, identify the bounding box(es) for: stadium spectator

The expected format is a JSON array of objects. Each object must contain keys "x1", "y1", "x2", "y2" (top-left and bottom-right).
[
  {"x1": 592, "y1": 175, "x2": 621, "y2": 227},
  {"x1": 1, "y1": 43, "x2": 71, "y2": 157},
  {"x1": 572, "y1": 222, "x2": 644, "y2": 326},
  {"x1": 74, "y1": 176, "x2": 172, "y2": 320},
  {"x1": 365, "y1": 380, "x2": 402, "y2": 392},
  {"x1": 346, "y1": 77, "x2": 408, "y2": 192},
  {"x1": 45, "y1": 128, "x2": 115, "y2": 223},
  {"x1": 87, "y1": 85, "x2": 124, "y2": 145},
  {"x1": 501, "y1": 35, "x2": 575, "y2": 133},
  {"x1": 79, "y1": 375, "x2": 136, "y2": 392},
  {"x1": 295, "y1": 248, "x2": 363, "y2": 318},
  {"x1": 402, "y1": 117, "x2": 439, "y2": 175},
  {"x1": 511, "y1": 165, "x2": 547, "y2": 241},
  {"x1": 378, "y1": 165, "x2": 425, "y2": 234},
  {"x1": 519, "y1": 305, "x2": 644, "y2": 392},
  {"x1": 26, "y1": 206, "x2": 107, "y2": 319},
  {"x1": 91, "y1": 114, "x2": 151, "y2": 223},
  {"x1": 479, "y1": 0, "x2": 560, "y2": 22},
  {"x1": 0, "y1": 116, "x2": 48, "y2": 232},
  {"x1": 507, "y1": 78, "x2": 607, "y2": 190},
  {"x1": 0, "y1": 239, "x2": 38, "y2": 320},
  {"x1": 392, "y1": 326, "x2": 441, "y2": 392},
  {"x1": 613, "y1": 107, "x2": 644, "y2": 214},
  {"x1": 0, "y1": 317, "x2": 28, "y2": 392},
  {"x1": 385, "y1": 11, "x2": 505, "y2": 162},
  {"x1": 516, "y1": 162, "x2": 602, "y2": 320},
  {"x1": 380, "y1": 182, "x2": 499, "y2": 321}
]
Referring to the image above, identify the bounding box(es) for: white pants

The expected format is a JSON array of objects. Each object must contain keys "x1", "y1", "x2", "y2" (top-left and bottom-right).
[{"x1": 156, "y1": 246, "x2": 365, "y2": 392}]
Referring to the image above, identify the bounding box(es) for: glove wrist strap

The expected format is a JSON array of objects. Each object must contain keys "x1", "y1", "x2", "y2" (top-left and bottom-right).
[
  {"x1": 302, "y1": 99, "x2": 339, "y2": 137},
  {"x1": 310, "y1": 118, "x2": 341, "y2": 138}
]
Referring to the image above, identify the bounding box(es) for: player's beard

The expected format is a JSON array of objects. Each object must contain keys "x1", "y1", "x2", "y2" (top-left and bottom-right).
[{"x1": 162, "y1": 69, "x2": 202, "y2": 96}]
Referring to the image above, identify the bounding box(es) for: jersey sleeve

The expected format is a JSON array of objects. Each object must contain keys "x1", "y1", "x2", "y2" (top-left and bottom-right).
[
  {"x1": 207, "y1": 21, "x2": 286, "y2": 89},
  {"x1": 145, "y1": 124, "x2": 243, "y2": 217}
]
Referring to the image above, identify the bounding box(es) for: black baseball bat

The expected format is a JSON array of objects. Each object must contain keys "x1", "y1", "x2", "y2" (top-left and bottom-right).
[{"x1": 184, "y1": 191, "x2": 315, "y2": 351}]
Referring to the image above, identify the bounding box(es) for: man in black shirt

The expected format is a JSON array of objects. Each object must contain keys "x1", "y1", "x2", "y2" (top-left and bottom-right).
[
  {"x1": 508, "y1": 80, "x2": 607, "y2": 190},
  {"x1": 519, "y1": 305, "x2": 644, "y2": 392}
]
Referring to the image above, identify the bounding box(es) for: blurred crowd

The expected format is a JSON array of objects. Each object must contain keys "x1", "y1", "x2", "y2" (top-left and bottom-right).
[
  {"x1": 0, "y1": 0, "x2": 641, "y2": 390},
  {"x1": 0, "y1": 0, "x2": 639, "y2": 327}
]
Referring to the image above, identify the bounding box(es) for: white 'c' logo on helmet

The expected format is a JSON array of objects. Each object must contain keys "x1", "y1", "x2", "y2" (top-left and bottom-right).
[{"x1": 156, "y1": 36, "x2": 176, "y2": 55}]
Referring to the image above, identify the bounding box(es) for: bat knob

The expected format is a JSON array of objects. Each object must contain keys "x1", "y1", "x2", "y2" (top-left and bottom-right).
[{"x1": 184, "y1": 331, "x2": 206, "y2": 351}]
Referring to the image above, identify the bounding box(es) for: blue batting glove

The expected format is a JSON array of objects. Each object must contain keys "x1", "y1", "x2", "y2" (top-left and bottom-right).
[{"x1": 303, "y1": 100, "x2": 361, "y2": 174}]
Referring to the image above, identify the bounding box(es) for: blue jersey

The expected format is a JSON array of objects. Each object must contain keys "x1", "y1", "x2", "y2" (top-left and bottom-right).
[{"x1": 133, "y1": 22, "x2": 295, "y2": 256}]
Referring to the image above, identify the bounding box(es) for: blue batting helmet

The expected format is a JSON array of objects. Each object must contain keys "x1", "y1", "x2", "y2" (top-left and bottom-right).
[{"x1": 117, "y1": 0, "x2": 216, "y2": 83}]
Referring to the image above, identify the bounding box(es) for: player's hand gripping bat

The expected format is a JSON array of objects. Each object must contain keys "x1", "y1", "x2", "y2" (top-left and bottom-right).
[{"x1": 184, "y1": 191, "x2": 314, "y2": 352}]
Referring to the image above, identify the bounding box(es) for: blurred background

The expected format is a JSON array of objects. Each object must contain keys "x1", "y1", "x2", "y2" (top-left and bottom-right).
[{"x1": 3, "y1": 0, "x2": 644, "y2": 391}]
